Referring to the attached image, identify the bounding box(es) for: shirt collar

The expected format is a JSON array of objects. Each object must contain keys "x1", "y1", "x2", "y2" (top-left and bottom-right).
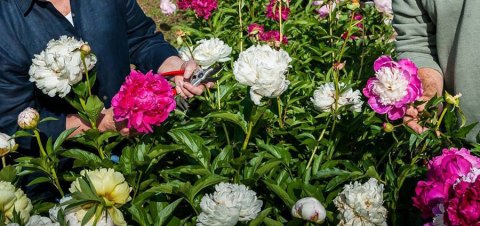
[{"x1": 17, "y1": 0, "x2": 35, "y2": 15}]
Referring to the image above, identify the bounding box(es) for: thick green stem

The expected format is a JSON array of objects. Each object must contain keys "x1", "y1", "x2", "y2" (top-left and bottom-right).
[
  {"x1": 51, "y1": 168, "x2": 65, "y2": 197},
  {"x1": 81, "y1": 54, "x2": 92, "y2": 97},
  {"x1": 238, "y1": 0, "x2": 244, "y2": 51},
  {"x1": 1, "y1": 157, "x2": 6, "y2": 168},
  {"x1": 277, "y1": 97, "x2": 284, "y2": 128},
  {"x1": 279, "y1": 0, "x2": 283, "y2": 44},
  {"x1": 242, "y1": 122, "x2": 254, "y2": 151},
  {"x1": 98, "y1": 146, "x2": 105, "y2": 160},
  {"x1": 306, "y1": 119, "x2": 330, "y2": 169},
  {"x1": 436, "y1": 104, "x2": 449, "y2": 131},
  {"x1": 33, "y1": 129, "x2": 47, "y2": 158}
]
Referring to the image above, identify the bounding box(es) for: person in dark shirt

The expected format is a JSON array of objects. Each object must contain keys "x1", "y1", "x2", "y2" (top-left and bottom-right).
[{"x1": 0, "y1": 0, "x2": 208, "y2": 149}]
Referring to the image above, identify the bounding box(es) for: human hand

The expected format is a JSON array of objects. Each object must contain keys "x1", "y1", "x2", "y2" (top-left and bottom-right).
[
  {"x1": 403, "y1": 68, "x2": 444, "y2": 133},
  {"x1": 159, "y1": 57, "x2": 214, "y2": 99},
  {"x1": 97, "y1": 108, "x2": 130, "y2": 137}
]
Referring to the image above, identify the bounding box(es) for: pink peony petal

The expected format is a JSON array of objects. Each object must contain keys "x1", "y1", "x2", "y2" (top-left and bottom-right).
[
  {"x1": 398, "y1": 58, "x2": 418, "y2": 78},
  {"x1": 367, "y1": 97, "x2": 391, "y2": 114},
  {"x1": 373, "y1": 55, "x2": 395, "y2": 71},
  {"x1": 387, "y1": 106, "x2": 406, "y2": 120}
]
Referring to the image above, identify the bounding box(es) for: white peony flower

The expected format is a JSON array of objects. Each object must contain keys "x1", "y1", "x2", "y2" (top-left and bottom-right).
[
  {"x1": 291, "y1": 197, "x2": 326, "y2": 224},
  {"x1": 372, "y1": 67, "x2": 409, "y2": 106},
  {"x1": 333, "y1": 178, "x2": 388, "y2": 226},
  {"x1": 49, "y1": 196, "x2": 113, "y2": 226},
  {"x1": 160, "y1": 0, "x2": 177, "y2": 15},
  {"x1": 29, "y1": 36, "x2": 97, "y2": 98},
  {"x1": 17, "y1": 107, "x2": 40, "y2": 130},
  {"x1": 0, "y1": 133, "x2": 16, "y2": 157},
  {"x1": 233, "y1": 45, "x2": 291, "y2": 105},
  {"x1": 0, "y1": 181, "x2": 33, "y2": 224},
  {"x1": 25, "y1": 215, "x2": 59, "y2": 226},
  {"x1": 374, "y1": 0, "x2": 392, "y2": 15},
  {"x1": 311, "y1": 83, "x2": 363, "y2": 113},
  {"x1": 197, "y1": 183, "x2": 263, "y2": 226},
  {"x1": 178, "y1": 47, "x2": 193, "y2": 62},
  {"x1": 192, "y1": 38, "x2": 232, "y2": 68}
]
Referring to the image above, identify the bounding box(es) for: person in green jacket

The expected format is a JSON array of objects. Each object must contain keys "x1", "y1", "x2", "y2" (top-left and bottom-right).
[{"x1": 393, "y1": 0, "x2": 480, "y2": 141}]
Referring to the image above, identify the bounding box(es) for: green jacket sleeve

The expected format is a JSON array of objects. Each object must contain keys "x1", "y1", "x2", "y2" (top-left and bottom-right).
[{"x1": 392, "y1": 0, "x2": 442, "y2": 73}]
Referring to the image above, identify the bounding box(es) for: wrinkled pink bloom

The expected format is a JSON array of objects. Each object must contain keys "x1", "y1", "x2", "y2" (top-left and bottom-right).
[
  {"x1": 316, "y1": 4, "x2": 333, "y2": 18},
  {"x1": 248, "y1": 23, "x2": 264, "y2": 35},
  {"x1": 412, "y1": 180, "x2": 449, "y2": 219},
  {"x1": 112, "y1": 70, "x2": 176, "y2": 134},
  {"x1": 160, "y1": 0, "x2": 177, "y2": 15},
  {"x1": 177, "y1": 0, "x2": 191, "y2": 9},
  {"x1": 259, "y1": 30, "x2": 288, "y2": 45},
  {"x1": 266, "y1": 0, "x2": 290, "y2": 21},
  {"x1": 427, "y1": 148, "x2": 480, "y2": 183},
  {"x1": 177, "y1": 0, "x2": 217, "y2": 19},
  {"x1": 445, "y1": 178, "x2": 480, "y2": 225},
  {"x1": 362, "y1": 56, "x2": 423, "y2": 120}
]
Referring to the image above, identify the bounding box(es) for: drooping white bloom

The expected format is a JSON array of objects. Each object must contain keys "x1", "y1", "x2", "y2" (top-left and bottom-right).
[
  {"x1": 49, "y1": 196, "x2": 113, "y2": 226},
  {"x1": 0, "y1": 133, "x2": 16, "y2": 157},
  {"x1": 160, "y1": 0, "x2": 177, "y2": 15},
  {"x1": 29, "y1": 36, "x2": 97, "y2": 98},
  {"x1": 291, "y1": 197, "x2": 326, "y2": 224},
  {"x1": 17, "y1": 107, "x2": 40, "y2": 130},
  {"x1": 197, "y1": 183, "x2": 263, "y2": 226},
  {"x1": 192, "y1": 38, "x2": 232, "y2": 68},
  {"x1": 374, "y1": 0, "x2": 392, "y2": 15},
  {"x1": 372, "y1": 67, "x2": 409, "y2": 106},
  {"x1": 0, "y1": 181, "x2": 33, "y2": 224},
  {"x1": 24, "y1": 215, "x2": 59, "y2": 226},
  {"x1": 333, "y1": 178, "x2": 388, "y2": 226},
  {"x1": 311, "y1": 83, "x2": 363, "y2": 113},
  {"x1": 233, "y1": 45, "x2": 291, "y2": 105}
]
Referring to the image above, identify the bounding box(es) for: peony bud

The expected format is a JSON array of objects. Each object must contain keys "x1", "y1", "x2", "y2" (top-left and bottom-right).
[
  {"x1": 291, "y1": 197, "x2": 326, "y2": 224},
  {"x1": 80, "y1": 43, "x2": 92, "y2": 55},
  {"x1": 0, "y1": 133, "x2": 16, "y2": 157},
  {"x1": 17, "y1": 107, "x2": 40, "y2": 130},
  {"x1": 383, "y1": 122, "x2": 394, "y2": 133},
  {"x1": 444, "y1": 91, "x2": 462, "y2": 107}
]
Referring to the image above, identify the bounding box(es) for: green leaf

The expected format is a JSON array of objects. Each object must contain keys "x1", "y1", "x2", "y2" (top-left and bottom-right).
[
  {"x1": 263, "y1": 180, "x2": 295, "y2": 207},
  {"x1": 206, "y1": 111, "x2": 248, "y2": 134},
  {"x1": 0, "y1": 166, "x2": 16, "y2": 182},
  {"x1": 54, "y1": 128, "x2": 78, "y2": 152},
  {"x1": 263, "y1": 217, "x2": 283, "y2": 226},
  {"x1": 188, "y1": 175, "x2": 226, "y2": 202},
  {"x1": 155, "y1": 199, "x2": 183, "y2": 226},
  {"x1": 254, "y1": 160, "x2": 282, "y2": 181},
  {"x1": 81, "y1": 204, "x2": 97, "y2": 226},
  {"x1": 128, "y1": 204, "x2": 150, "y2": 226},
  {"x1": 62, "y1": 149, "x2": 102, "y2": 166},
  {"x1": 314, "y1": 168, "x2": 351, "y2": 179},
  {"x1": 249, "y1": 207, "x2": 272, "y2": 226},
  {"x1": 39, "y1": 117, "x2": 59, "y2": 123},
  {"x1": 84, "y1": 95, "x2": 104, "y2": 122},
  {"x1": 13, "y1": 130, "x2": 33, "y2": 139},
  {"x1": 168, "y1": 129, "x2": 210, "y2": 168},
  {"x1": 27, "y1": 176, "x2": 51, "y2": 186}
]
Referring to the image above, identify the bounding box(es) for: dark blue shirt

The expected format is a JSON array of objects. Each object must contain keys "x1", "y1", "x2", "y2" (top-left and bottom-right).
[{"x1": 0, "y1": 0, "x2": 178, "y2": 149}]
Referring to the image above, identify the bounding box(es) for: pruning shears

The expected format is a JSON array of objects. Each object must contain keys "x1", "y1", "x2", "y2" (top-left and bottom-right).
[{"x1": 161, "y1": 65, "x2": 223, "y2": 110}]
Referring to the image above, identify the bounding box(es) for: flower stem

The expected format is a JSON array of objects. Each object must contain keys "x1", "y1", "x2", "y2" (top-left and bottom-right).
[
  {"x1": 279, "y1": 0, "x2": 283, "y2": 44},
  {"x1": 51, "y1": 167, "x2": 65, "y2": 197},
  {"x1": 1, "y1": 157, "x2": 6, "y2": 168},
  {"x1": 306, "y1": 119, "x2": 330, "y2": 169},
  {"x1": 98, "y1": 146, "x2": 105, "y2": 160},
  {"x1": 33, "y1": 129, "x2": 47, "y2": 158},
  {"x1": 238, "y1": 0, "x2": 244, "y2": 51},
  {"x1": 436, "y1": 104, "x2": 449, "y2": 131},
  {"x1": 277, "y1": 97, "x2": 284, "y2": 128},
  {"x1": 81, "y1": 54, "x2": 92, "y2": 97},
  {"x1": 242, "y1": 122, "x2": 254, "y2": 151}
]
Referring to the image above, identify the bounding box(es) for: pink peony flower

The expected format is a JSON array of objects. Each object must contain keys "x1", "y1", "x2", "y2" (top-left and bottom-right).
[
  {"x1": 316, "y1": 4, "x2": 332, "y2": 18},
  {"x1": 427, "y1": 148, "x2": 480, "y2": 183},
  {"x1": 412, "y1": 180, "x2": 449, "y2": 219},
  {"x1": 266, "y1": 0, "x2": 290, "y2": 21},
  {"x1": 177, "y1": 0, "x2": 217, "y2": 19},
  {"x1": 259, "y1": 30, "x2": 288, "y2": 46},
  {"x1": 112, "y1": 70, "x2": 176, "y2": 134},
  {"x1": 362, "y1": 56, "x2": 423, "y2": 120},
  {"x1": 248, "y1": 23, "x2": 265, "y2": 36},
  {"x1": 160, "y1": 0, "x2": 177, "y2": 15},
  {"x1": 445, "y1": 178, "x2": 480, "y2": 225}
]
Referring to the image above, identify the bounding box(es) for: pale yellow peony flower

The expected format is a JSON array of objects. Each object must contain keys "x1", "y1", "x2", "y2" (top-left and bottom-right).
[
  {"x1": 70, "y1": 168, "x2": 131, "y2": 207},
  {"x1": 0, "y1": 181, "x2": 33, "y2": 224}
]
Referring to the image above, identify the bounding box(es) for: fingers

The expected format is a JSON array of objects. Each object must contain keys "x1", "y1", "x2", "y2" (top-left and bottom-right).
[
  {"x1": 183, "y1": 83, "x2": 205, "y2": 96},
  {"x1": 403, "y1": 106, "x2": 427, "y2": 134},
  {"x1": 182, "y1": 60, "x2": 198, "y2": 80}
]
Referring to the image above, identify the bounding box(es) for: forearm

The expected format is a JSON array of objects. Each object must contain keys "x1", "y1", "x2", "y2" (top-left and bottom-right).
[
  {"x1": 418, "y1": 68, "x2": 443, "y2": 98},
  {"x1": 158, "y1": 56, "x2": 184, "y2": 73}
]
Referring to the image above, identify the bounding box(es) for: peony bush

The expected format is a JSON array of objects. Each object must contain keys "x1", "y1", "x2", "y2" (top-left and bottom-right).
[{"x1": 0, "y1": 0, "x2": 478, "y2": 225}]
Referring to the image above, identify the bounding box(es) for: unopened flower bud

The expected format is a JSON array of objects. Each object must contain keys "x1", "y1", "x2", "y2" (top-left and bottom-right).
[
  {"x1": 291, "y1": 197, "x2": 326, "y2": 224},
  {"x1": 383, "y1": 122, "x2": 394, "y2": 133},
  {"x1": 0, "y1": 133, "x2": 16, "y2": 157},
  {"x1": 333, "y1": 61, "x2": 346, "y2": 70},
  {"x1": 18, "y1": 107, "x2": 40, "y2": 130},
  {"x1": 80, "y1": 43, "x2": 92, "y2": 55},
  {"x1": 445, "y1": 91, "x2": 462, "y2": 107}
]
